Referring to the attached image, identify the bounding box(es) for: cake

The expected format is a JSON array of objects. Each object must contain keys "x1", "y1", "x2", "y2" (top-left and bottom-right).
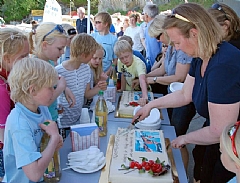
[
  {"x1": 118, "y1": 91, "x2": 154, "y2": 117},
  {"x1": 109, "y1": 128, "x2": 173, "y2": 183}
]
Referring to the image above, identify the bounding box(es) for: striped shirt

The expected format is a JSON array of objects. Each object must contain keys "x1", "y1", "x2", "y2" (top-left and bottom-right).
[{"x1": 55, "y1": 63, "x2": 91, "y2": 128}]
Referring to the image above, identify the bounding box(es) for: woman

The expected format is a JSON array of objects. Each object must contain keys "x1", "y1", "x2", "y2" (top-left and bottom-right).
[
  {"x1": 208, "y1": 3, "x2": 240, "y2": 49},
  {"x1": 0, "y1": 28, "x2": 29, "y2": 180},
  {"x1": 133, "y1": 3, "x2": 240, "y2": 183}
]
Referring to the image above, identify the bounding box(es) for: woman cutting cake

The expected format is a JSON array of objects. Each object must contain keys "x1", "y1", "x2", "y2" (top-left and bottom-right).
[{"x1": 133, "y1": 3, "x2": 240, "y2": 183}]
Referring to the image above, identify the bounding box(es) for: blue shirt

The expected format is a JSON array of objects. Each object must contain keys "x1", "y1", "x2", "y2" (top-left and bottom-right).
[
  {"x1": 228, "y1": 176, "x2": 236, "y2": 183},
  {"x1": 109, "y1": 24, "x2": 116, "y2": 33},
  {"x1": 76, "y1": 18, "x2": 93, "y2": 33},
  {"x1": 57, "y1": 46, "x2": 70, "y2": 65},
  {"x1": 3, "y1": 103, "x2": 52, "y2": 183},
  {"x1": 190, "y1": 42, "x2": 240, "y2": 120},
  {"x1": 144, "y1": 19, "x2": 162, "y2": 66},
  {"x1": 91, "y1": 32, "x2": 118, "y2": 72}
]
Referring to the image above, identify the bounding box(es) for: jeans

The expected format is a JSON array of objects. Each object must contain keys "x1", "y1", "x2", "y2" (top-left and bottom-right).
[{"x1": 167, "y1": 102, "x2": 196, "y2": 136}]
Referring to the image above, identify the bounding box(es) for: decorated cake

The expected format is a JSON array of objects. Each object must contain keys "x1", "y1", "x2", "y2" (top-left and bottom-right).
[
  {"x1": 109, "y1": 128, "x2": 173, "y2": 183},
  {"x1": 118, "y1": 91, "x2": 154, "y2": 117}
]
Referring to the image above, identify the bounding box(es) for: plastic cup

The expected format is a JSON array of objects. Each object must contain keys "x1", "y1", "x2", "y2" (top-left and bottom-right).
[{"x1": 80, "y1": 108, "x2": 90, "y2": 124}]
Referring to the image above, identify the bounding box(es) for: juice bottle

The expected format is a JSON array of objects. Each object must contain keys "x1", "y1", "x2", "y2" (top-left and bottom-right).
[
  {"x1": 95, "y1": 90, "x2": 108, "y2": 136},
  {"x1": 40, "y1": 122, "x2": 61, "y2": 182}
]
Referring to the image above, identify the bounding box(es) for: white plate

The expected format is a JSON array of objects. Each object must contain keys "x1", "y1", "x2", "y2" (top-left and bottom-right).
[
  {"x1": 133, "y1": 106, "x2": 161, "y2": 124},
  {"x1": 72, "y1": 160, "x2": 106, "y2": 174},
  {"x1": 170, "y1": 82, "x2": 183, "y2": 92}
]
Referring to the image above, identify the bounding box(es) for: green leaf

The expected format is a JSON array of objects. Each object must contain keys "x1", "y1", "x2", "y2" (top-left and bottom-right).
[
  {"x1": 127, "y1": 157, "x2": 134, "y2": 161},
  {"x1": 121, "y1": 164, "x2": 130, "y2": 170},
  {"x1": 139, "y1": 169, "x2": 145, "y2": 173},
  {"x1": 148, "y1": 169, "x2": 154, "y2": 175},
  {"x1": 139, "y1": 157, "x2": 148, "y2": 162}
]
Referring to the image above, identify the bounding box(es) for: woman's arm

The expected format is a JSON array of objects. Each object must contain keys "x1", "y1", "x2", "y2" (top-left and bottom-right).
[
  {"x1": 172, "y1": 101, "x2": 240, "y2": 147},
  {"x1": 146, "y1": 61, "x2": 165, "y2": 77},
  {"x1": 147, "y1": 63, "x2": 190, "y2": 85},
  {"x1": 133, "y1": 74, "x2": 194, "y2": 122}
]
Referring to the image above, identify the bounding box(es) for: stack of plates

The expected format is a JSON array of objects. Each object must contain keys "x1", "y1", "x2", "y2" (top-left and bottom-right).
[
  {"x1": 169, "y1": 82, "x2": 184, "y2": 92},
  {"x1": 133, "y1": 106, "x2": 161, "y2": 130}
]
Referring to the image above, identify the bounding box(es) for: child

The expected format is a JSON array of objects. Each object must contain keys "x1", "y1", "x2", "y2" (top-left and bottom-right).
[
  {"x1": 33, "y1": 22, "x2": 75, "y2": 121},
  {"x1": 91, "y1": 12, "x2": 118, "y2": 76},
  {"x1": 114, "y1": 40, "x2": 148, "y2": 106},
  {"x1": 220, "y1": 121, "x2": 240, "y2": 183},
  {"x1": 57, "y1": 24, "x2": 77, "y2": 64},
  {"x1": 55, "y1": 33, "x2": 107, "y2": 139},
  {"x1": 3, "y1": 57, "x2": 62, "y2": 182},
  {"x1": 0, "y1": 28, "x2": 29, "y2": 180},
  {"x1": 88, "y1": 44, "x2": 108, "y2": 87}
]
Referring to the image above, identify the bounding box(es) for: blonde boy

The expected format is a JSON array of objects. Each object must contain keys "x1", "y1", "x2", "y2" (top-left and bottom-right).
[
  {"x1": 114, "y1": 40, "x2": 148, "y2": 106},
  {"x1": 56, "y1": 33, "x2": 107, "y2": 138},
  {"x1": 3, "y1": 58, "x2": 62, "y2": 182},
  {"x1": 91, "y1": 12, "x2": 118, "y2": 76}
]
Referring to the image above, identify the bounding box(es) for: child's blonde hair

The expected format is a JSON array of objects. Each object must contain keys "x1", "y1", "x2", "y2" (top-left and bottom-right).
[
  {"x1": 94, "y1": 12, "x2": 112, "y2": 29},
  {"x1": 221, "y1": 122, "x2": 240, "y2": 166},
  {"x1": 89, "y1": 44, "x2": 104, "y2": 85},
  {"x1": 114, "y1": 40, "x2": 132, "y2": 57},
  {"x1": 118, "y1": 35, "x2": 134, "y2": 47},
  {"x1": 70, "y1": 33, "x2": 99, "y2": 58},
  {"x1": 8, "y1": 57, "x2": 58, "y2": 104},
  {"x1": 33, "y1": 22, "x2": 67, "y2": 55},
  {"x1": 0, "y1": 28, "x2": 28, "y2": 71}
]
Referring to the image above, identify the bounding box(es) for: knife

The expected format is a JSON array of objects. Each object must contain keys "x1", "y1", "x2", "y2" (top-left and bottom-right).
[{"x1": 119, "y1": 118, "x2": 140, "y2": 136}]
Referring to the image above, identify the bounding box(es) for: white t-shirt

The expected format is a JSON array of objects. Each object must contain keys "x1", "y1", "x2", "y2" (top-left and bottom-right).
[{"x1": 124, "y1": 26, "x2": 144, "y2": 52}]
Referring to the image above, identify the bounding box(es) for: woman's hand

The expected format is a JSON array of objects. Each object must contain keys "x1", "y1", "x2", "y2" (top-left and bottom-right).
[
  {"x1": 64, "y1": 87, "x2": 76, "y2": 108},
  {"x1": 132, "y1": 104, "x2": 151, "y2": 123},
  {"x1": 138, "y1": 98, "x2": 148, "y2": 107},
  {"x1": 171, "y1": 135, "x2": 187, "y2": 149}
]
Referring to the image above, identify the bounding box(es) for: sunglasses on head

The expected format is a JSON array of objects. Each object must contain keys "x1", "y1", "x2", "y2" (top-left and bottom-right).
[
  {"x1": 42, "y1": 25, "x2": 65, "y2": 41},
  {"x1": 155, "y1": 33, "x2": 162, "y2": 40},
  {"x1": 67, "y1": 28, "x2": 77, "y2": 36},
  {"x1": 170, "y1": 9, "x2": 190, "y2": 23},
  {"x1": 228, "y1": 121, "x2": 240, "y2": 158},
  {"x1": 211, "y1": 3, "x2": 228, "y2": 20}
]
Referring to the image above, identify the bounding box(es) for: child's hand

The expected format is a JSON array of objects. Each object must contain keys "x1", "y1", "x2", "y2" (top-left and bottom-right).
[
  {"x1": 132, "y1": 78, "x2": 140, "y2": 89},
  {"x1": 57, "y1": 76, "x2": 67, "y2": 92},
  {"x1": 138, "y1": 98, "x2": 148, "y2": 107},
  {"x1": 105, "y1": 67, "x2": 112, "y2": 76},
  {"x1": 97, "y1": 80, "x2": 107, "y2": 91},
  {"x1": 100, "y1": 72, "x2": 108, "y2": 81},
  {"x1": 64, "y1": 87, "x2": 76, "y2": 108},
  {"x1": 39, "y1": 120, "x2": 59, "y2": 138}
]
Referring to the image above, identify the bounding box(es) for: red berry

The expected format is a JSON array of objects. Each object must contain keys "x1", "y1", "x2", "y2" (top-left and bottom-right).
[
  {"x1": 148, "y1": 160, "x2": 154, "y2": 166},
  {"x1": 129, "y1": 161, "x2": 135, "y2": 169},
  {"x1": 145, "y1": 165, "x2": 151, "y2": 171},
  {"x1": 141, "y1": 161, "x2": 147, "y2": 167},
  {"x1": 137, "y1": 164, "x2": 142, "y2": 170}
]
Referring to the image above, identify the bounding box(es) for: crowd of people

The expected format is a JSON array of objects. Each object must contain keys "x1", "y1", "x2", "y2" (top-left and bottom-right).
[{"x1": 0, "y1": 2, "x2": 240, "y2": 183}]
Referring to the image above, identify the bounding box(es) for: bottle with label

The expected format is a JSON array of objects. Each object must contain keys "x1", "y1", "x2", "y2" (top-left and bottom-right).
[
  {"x1": 40, "y1": 122, "x2": 61, "y2": 183},
  {"x1": 110, "y1": 64, "x2": 117, "y2": 86},
  {"x1": 95, "y1": 90, "x2": 108, "y2": 136}
]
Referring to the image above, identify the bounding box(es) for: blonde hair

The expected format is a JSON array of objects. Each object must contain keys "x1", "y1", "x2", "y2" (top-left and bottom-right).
[
  {"x1": 33, "y1": 22, "x2": 67, "y2": 55},
  {"x1": 163, "y1": 3, "x2": 222, "y2": 59},
  {"x1": 94, "y1": 12, "x2": 112, "y2": 29},
  {"x1": 0, "y1": 28, "x2": 28, "y2": 72},
  {"x1": 8, "y1": 57, "x2": 58, "y2": 104},
  {"x1": 221, "y1": 122, "x2": 240, "y2": 166},
  {"x1": 118, "y1": 35, "x2": 133, "y2": 47},
  {"x1": 89, "y1": 44, "x2": 104, "y2": 85},
  {"x1": 114, "y1": 40, "x2": 132, "y2": 57},
  {"x1": 70, "y1": 33, "x2": 98, "y2": 58},
  {"x1": 208, "y1": 3, "x2": 240, "y2": 41}
]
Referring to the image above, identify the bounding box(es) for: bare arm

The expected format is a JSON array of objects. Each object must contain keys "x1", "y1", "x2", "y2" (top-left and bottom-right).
[
  {"x1": 138, "y1": 74, "x2": 148, "y2": 106},
  {"x1": 146, "y1": 61, "x2": 165, "y2": 77},
  {"x1": 84, "y1": 81, "x2": 107, "y2": 99},
  {"x1": 147, "y1": 63, "x2": 190, "y2": 85},
  {"x1": 120, "y1": 74, "x2": 126, "y2": 91},
  {"x1": 133, "y1": 74, "x2": 194, "y2": 122}
]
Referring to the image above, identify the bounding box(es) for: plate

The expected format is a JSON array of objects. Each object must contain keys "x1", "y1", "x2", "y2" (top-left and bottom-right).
[
  {"x1": 72, "y1": 160, "x2": 106, "y2": 174},
  {"x1": 133, "y1": 106, "x2": 161, "y2": 124},
  {"x1": 169, "y1": 82, "x2": 183, "y2": 92}
]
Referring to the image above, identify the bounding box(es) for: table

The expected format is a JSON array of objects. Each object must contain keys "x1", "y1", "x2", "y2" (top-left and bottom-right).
[
  {"x1": 108, "y1": 93, "x2": 170, "y2": 125},
  {"x1": 59, "y1": 122, "x2": 188, "y2": 183}
]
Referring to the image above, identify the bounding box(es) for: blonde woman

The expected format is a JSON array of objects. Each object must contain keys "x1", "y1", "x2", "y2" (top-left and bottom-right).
[
  {"x1": 34, "y1": 22, "x2": 75, "y2": 122},
  {"x1": 220, "y1": 121, "x2": 240, "y2": 183},
  {"x1": 133, "y1": 3, "x2": 240, "y2": 182},
  {"x1": 0, "y1": 28, "x2": 29, "y2": 180},
  {"x1": 3, "y1": 58, "x2": 62, "y2": 182}
]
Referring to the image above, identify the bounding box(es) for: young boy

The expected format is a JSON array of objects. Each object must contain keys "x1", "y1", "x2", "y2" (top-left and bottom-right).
[
  {"x1": 55, "y1": 33, "x2": 107, "y2": 139},
  {"x1": 91, "y1": 12, "x2": 118, "y2": 76},
  {"x1": 114, "y1": 40, "x2": 148, "y2": 106},
  {"x1": 3, "y1": 58, "x2": 63, "y2": 182}
]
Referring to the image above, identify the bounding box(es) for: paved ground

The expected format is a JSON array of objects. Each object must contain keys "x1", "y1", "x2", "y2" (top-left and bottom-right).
[{"x1": 185, "y1": 114, "x2": 205, "y2": 183}]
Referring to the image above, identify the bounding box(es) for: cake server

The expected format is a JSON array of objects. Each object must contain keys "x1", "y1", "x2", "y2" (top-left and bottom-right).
[{"x1": 119, "y1": 118, "x2": 139, "y2": 136}]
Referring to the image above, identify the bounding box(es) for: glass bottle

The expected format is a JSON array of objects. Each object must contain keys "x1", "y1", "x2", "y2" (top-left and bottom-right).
[
  {"x1": 40, "y1": 122, "x2": 61, "y2": 183},
  {"x1": 95, "y1": 90, "x2": 108, "y2": 136}
]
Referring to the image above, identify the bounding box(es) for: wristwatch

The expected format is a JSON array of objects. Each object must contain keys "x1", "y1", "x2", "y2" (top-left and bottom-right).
[{"x1": 153, "y1": 77, "x2": 157, "y2": 83}]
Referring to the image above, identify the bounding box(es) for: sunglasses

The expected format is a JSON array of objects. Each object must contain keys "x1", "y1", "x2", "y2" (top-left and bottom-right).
[
  {"x1": 162, "y1": 44, "x2": 168, "y2": 48},
  {"x1": 211, "y1": 3, "x2": 228, "y2": 20},
  {"x1": 170, "y1": 9, "x2": 190, "y2": 23},
  {"x1": 95, "y1": 21, "x2": 102, "y2": 24},
  {"x1": 228, "y1": 121, "x2": 240, "y2": 158},
  {"x1": 155, "y1": 33, "x2": 162, "y2": 40},
  {"x1": 42, "y1": 25, "x2": 65, "y2": 41}
]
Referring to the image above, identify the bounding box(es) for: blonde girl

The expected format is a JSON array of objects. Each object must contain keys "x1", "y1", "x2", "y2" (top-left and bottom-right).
[
  {"x1": 34, "y1": 22, "x2": 75, "y2": 121},
  {"x1": 89, "y1": 44, "x2": 107, "y2": 86}
]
